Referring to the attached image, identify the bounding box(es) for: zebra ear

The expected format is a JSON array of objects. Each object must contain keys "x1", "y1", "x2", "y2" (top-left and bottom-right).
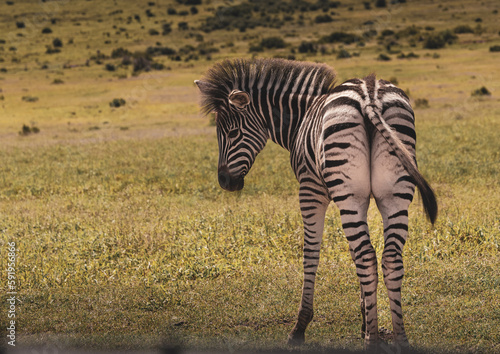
[
  {"x1": 194, "y1": 80, "x2": 214, "y2": 93},
  {"x1": 228, "y1": 90, "x2": 250, "y2": 109}
]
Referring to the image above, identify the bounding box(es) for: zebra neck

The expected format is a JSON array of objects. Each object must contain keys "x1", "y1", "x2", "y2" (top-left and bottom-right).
[{"x1": 264, "y1": 93, "x2": 317, "y2": 151}]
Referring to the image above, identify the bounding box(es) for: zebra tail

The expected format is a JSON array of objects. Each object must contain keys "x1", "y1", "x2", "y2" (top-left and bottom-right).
[{"x1": 365, "y1": 104, "x2": 438, "y2": 224}]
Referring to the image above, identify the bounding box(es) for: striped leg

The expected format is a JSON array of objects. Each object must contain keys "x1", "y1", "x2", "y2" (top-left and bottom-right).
[
  {"x1": 380, "y1": 206, "x2": 411, "y2": 347},
  {"x1": 321, "y1": 108, "x2": 378, "y2": 348},
  {"x1": 371, "y1": 132, "x2": 416, "y2": 348},
  {"x1": 325, "y1": 168, "x2": 378, "y2": 346},
  {"x1": 337, "y1": 196, "x2": 379, "y2": 348},
  {"x1": 288, "y1": 181, "x2": 329, "y2": 344},
  {"x1": 373, "y1": 187, "x2": 413, "y2": 348}
]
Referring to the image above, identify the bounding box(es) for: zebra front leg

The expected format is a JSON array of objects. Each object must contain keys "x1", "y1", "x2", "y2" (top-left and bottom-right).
[{"x1": 288, "y1": 192, "x2": 329, "y2": 345}]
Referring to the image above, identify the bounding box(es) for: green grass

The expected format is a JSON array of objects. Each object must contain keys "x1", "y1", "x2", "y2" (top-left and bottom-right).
[{"x1": 0, "y1": 0, "x2": 499, "y2": 353}]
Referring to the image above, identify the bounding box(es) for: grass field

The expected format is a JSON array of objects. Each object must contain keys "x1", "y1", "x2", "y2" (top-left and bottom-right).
[{"x1": 0, "y1": 0, "x2": 499, "y2": 353}]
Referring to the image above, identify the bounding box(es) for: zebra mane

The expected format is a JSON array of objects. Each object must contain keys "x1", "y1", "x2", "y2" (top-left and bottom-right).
[{"x1": 198, "y1": 58, "x2": 336, "y2": 115}]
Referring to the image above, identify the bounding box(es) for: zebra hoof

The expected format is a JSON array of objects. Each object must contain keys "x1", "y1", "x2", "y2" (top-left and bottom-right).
[
  {"x1": 287, "y1": 329, "x2": 305, "y2": 345},
  {"x1": 393, "y1": 335, "x2": 411, "y2": 353}
]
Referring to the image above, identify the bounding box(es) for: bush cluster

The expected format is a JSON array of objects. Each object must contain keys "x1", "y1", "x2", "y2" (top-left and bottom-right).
[
  {"x1": 19, "y1": 124, "x2": 40, "y2": 136},
  {"x1": 200, "y1": 0, "x2": 340, "y2": 33},
  {"x1": 321, "y1": 31, "x2": 361, "y2": 44},
  {"x1": 109, "y1": 98, "x2": 126, "y2": 108},
  {"x1": 471, "y1": 87, "x2": 491, "y2": 97},
  {"x1": 424, "y1": 30, "x2": 457, "y2": 49}
]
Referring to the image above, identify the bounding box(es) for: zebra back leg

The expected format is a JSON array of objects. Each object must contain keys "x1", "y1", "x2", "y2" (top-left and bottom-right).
[
  {"x1": 288, "y1": 179, "x2": 329, "y2": 344},
  {"x1": 321, "y1": 114, "x2": 379, "y2": 348},
  {"x1": 370, "y1": 107, "x2": 417, "y2": 348}
]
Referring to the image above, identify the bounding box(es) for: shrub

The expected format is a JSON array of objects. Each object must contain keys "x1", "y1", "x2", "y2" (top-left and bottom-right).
[
  {"x1": 111, "y1": 47, "x2": 132, "y2": 58},
  {"x1": 397, "y1": 25, "x2": 420, "y2": 38},
  {"x1": 375, "y1": 0, "x2": 387, "y2": 8},
  {"x1": 146, "y1": 46, "x2": 176, "y2": 56},
  {"x1": 190, "y1": 6, "x2": 198, "y2": 15},
  {"x1": 52, "y1": 38, "x2": 63, "y2": 47},
  {"x1": 454, "y1": 25, "x2": 474, "y2": 34},
  {"x1": 178, "y1": 22, "x2": 189, "y2": 30},
  {"x1": 321, "y1": 31, "x2": 361, "y2": 44},
  {"x1": 162, "y1": 23, "x2": 172, "y2": 35},
  {"x1": 45, "y1": 46, "x2": 61, "y2": 54},
  {"x1": 415, "y1": 98, "x2": 429, "y2": 108},
  {"x1": 388, "y1": 76, "x2": 398, "y2": 85},
  {"x1": 336, "y1": 49, "x2": 351, "y2": 59},
  {"x1": 249, "y1": 44, "x2": 263, "y2": 52},
  {"x1": 145, "y1": 9, "x2": 154, "y2": 17},
  {"x1": 377, "y1": 53, "x2": 391, "y2": 61},
  {"x1": 148, "y1": 29, "x2": 159, "y2": 35},
  {"x1": 105, "y1": 63, "x2": 116, "y2": 71},
  {"x1": 22, "y1": 96, "x2": 39, "y2": 103},
  {"x1": 16, "y1": 21, "x2": 25, "y2": 29},
  {"x1": 42, "y1": 27, "x2": 52, "y2": 34},
  {"x1": 132, "y1": 54, "x2": 165, "y2": 74},
  {"x1": 489, "y1": 45, "x2": 500, "y2": 52},
  {"x1": 52, "y1": 79, "x2": 64, "y2": 84},
  {"x1": 440, "y1": 29, "x2": 458, "y2": 43},
  {"x1": 260, "y1": 37, "x2": 286, "y2": 49},
  {"x1": 424, "y1": 34, "x2": 446, "y2": 49},
  {"x1": 398, "y1": 52, "x2": 419, "y2": 59},
  {"x1": 381, "y1": 29, "x2": 395, "y2": 37},
  {"x1": 176, "y1": 0, "x2": 202, "y2": 4},
  {"x1": 110, "y1": 98, "x2": 126, "y2": 108},
  {"x1": 315, "y1": 14, "x2": 333, "y2": 23},
  {"x1": 19, "y1": 124, "x2": 40, "y2": 136},
  {"x1": 167, "y1": 8, "x2": 176, "y2": 15},
  {"x1": 424, "y1": 30, "x2": 457, "y2": 49},
  {"x1": 298, "y1": 41, "x2": 317, "y2": 53},
  {"x1": 471, "y1": 87, "x2": 491, "y2": 97}
]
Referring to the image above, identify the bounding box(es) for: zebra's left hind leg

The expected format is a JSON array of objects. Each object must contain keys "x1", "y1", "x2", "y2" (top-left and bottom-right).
[{"x1": 288, "y1": 185, "x2": 329, "y2": 345}]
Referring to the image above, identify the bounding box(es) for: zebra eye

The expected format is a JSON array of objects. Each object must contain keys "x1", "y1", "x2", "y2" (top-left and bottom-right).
[{"x1": 228, "y1": 129, "x2": 239, "y2": 139}]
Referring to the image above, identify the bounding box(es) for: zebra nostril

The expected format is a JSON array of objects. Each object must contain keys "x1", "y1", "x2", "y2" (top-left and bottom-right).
[{"x1": 218, "y1": 170, "x2": 229, "y2": 188}]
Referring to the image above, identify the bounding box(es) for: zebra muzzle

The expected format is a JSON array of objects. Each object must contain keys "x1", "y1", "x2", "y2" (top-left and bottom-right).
[{"x1": 218, "y1": 166, "x2": 244, "y2": 192}]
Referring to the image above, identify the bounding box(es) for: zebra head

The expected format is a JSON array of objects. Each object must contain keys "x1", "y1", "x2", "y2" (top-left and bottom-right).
[{"x1": 196, "y1": 80, "x2": 268, "y2": 192}]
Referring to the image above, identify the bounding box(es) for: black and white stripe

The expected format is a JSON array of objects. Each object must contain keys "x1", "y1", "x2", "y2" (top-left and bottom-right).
[{"x1": 196, "y1": 59, "x2": 437, "y2": 349}]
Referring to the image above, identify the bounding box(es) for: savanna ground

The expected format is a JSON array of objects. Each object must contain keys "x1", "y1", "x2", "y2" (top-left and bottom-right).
[{"x1": 0, "y1": 0, "x2": 499, "y2": 352}]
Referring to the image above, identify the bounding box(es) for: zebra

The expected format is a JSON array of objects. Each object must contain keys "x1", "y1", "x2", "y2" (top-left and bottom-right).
[{"x1": 195, "y1": 58, "x2": 437, "y2": 350}]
